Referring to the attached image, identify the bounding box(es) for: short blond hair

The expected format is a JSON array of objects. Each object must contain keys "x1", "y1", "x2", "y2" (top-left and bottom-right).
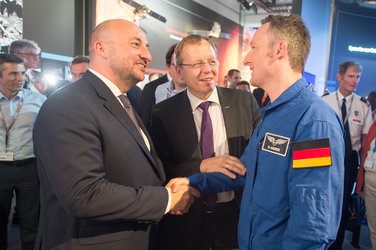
[
  {"x1": 262, "y1": 15, "x2": 310, "y2": 73},
  {"x1": 174, "y1": 35, "x2": 217, "y2": 65}
]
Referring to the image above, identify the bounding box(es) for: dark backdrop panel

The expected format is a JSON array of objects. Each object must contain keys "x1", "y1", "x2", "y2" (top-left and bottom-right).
[
  {"x1": 328, "y1": 1, "x2": 376, "y2": 97},
  {"x1": 23, "y1": 0, "x2": 75, "y2": 57}
]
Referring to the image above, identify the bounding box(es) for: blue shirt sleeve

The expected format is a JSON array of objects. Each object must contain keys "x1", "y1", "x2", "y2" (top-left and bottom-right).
[
  {"x1": 188, "y1": 141, "x2": 253, "y2": 193},
  {"x1": 188, "y1": 173, "x2": 245, "y2": 194},
  {"x1": 188, "y1": 172, "x2": 245, "y2": 194},
  {"x1": 281, "y1": 118, "x2": 345, "y2": 250}
]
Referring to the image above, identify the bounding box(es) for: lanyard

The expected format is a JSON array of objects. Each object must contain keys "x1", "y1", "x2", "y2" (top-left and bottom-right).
[
  {"x1": 335, "y1": 91, "x2": 353, "y2": 125},
  {"x1": 0, "y1": 97, "x2": 24, "y2": 151}
]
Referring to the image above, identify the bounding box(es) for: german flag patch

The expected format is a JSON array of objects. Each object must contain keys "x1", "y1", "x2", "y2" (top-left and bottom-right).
[{"x1": 291, "y1": 138, "x2": 332, "y2": 168}]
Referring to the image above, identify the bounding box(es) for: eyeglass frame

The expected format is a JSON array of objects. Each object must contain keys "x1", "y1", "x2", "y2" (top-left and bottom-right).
[{"x1": 177, "y1": 60, "x2": 218, "y2": 70}]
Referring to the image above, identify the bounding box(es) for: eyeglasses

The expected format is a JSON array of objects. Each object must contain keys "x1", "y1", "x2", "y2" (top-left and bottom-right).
[
  {"x1": 17, "y1": 53, "x2": 40, "y2": 59},
  {"x1": 178, "y1": 60, "x2": 218, "y2": 69}
]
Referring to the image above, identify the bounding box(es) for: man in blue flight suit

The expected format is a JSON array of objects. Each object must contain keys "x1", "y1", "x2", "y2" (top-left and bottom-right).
[{"x1": 172, "y1": 15, "x2": 345, "y2": 250}]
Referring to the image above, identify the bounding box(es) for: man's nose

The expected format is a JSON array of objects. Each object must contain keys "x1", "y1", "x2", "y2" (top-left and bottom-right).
[
  {"x1": 243, "y1": 51, "x2": 251, "y2": 66},
  {"x1": 17, "y1": 73, "x2": 24, "y2": 82},
  {"x1": 141, "y1": 47, "x2": 152, "y2": 63}
]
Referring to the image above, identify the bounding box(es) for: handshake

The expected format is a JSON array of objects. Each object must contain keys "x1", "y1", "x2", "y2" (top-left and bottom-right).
[
  {"x1": 165, "y1": 177, "x2": 198, "y2": 215},
  {"x1": 164, "y1": 155, "x2": 247, "y2": 215}
]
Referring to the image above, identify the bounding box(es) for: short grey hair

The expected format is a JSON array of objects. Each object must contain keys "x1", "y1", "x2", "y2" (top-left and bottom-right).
[{"x1": 9, "y1": 39, "x2": 41, "y2": 54}]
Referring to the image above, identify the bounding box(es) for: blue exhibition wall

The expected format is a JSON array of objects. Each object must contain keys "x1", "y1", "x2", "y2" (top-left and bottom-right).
[
  {"x1": 302, "y1": 0, "x2": 332, "y2": 96},
  {"x1": 327, "y1": 0, "x2": 376, "y2": 97}
]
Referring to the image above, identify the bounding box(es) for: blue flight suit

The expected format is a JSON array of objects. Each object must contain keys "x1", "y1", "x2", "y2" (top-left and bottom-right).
[{"x1": 189, "y1": 79, "x2": 345, "y2": 250}]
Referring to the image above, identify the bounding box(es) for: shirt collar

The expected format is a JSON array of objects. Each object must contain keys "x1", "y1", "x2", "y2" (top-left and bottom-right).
[
  {"x1": 16, "y1": 90, "x2": 23, "y2": 100},
  {"x1": 0, "y1": 89, "x2": 23, "y2": 101},
  {"x1": 167, "y1": 73, "x2": 172, "y2": 82},
  {"x1": 264, "y1": 78, "x2": 307, "y2": 110},
  {"x1": 167, "y1": 80, "x2": 175, "y2": 92},
  {"x1": 187, "y1": 87, "x2": 220, "y2": 111},
  {"x1": 89, "y1": 69, "x2": 126, "y2": 97},
  {"x1": 336, "y1": 89, "x2": 353, "y2": 102},
  {"x1": 167, "y1": 80, "x2": 186, "y2": 94}
]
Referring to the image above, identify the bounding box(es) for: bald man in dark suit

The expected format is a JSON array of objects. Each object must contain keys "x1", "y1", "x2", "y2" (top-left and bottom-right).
[{"x1": 33, "y1": 19, "x2": 193, "y2": 250}]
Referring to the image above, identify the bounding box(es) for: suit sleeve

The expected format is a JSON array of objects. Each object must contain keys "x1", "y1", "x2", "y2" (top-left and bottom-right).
[
  {"x1": 281, "y1": 119, "x2": 345, "y2": 250},
  {"x1": 33, "y1": 92, "x2": 168, "y2": 223}
]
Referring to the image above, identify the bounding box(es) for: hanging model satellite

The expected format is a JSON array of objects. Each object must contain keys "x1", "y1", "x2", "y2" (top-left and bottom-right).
[
  {"x1": 122, "y1": 0, "x2": 167, "y2": 23},
  {"x1": 190, "y1": 21, "x2": 231, "y2": 39}
]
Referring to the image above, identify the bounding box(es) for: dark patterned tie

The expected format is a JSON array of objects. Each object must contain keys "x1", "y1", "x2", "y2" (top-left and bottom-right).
[
  {"x1": 199, "y1": 102, "x2": 217, "y2": 206},
  {"x1": 341, "y1": 98, "x2": 352, "y2": 157},
  {"x1": 341, "y1": 98, "x2": 347, "y2": 124},
  {"x1": 119, "y1": 95, "x2": 141, "y2": 131}
]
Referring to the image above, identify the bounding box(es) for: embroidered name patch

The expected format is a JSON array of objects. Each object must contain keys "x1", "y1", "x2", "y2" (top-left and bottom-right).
[
  {"x1": 291, "y1": 138, "x2": 332, "y2": 168},
  {"x1": 262, "y1": 132, "x2": 290, "y2": 157}
]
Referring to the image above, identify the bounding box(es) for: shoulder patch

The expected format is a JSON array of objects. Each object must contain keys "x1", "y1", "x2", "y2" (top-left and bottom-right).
[
  {"x1": 360, "y1": 97, "x2": 370, "y2": 107},
  {"x1": 291, "y1": 138, "x2": 332, "y2": 168}
]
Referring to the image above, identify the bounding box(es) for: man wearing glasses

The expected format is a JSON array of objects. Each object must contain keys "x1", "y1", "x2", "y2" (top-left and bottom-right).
[
  {"x1": 9, "y1": 39, "x2": 47, "y2": 95},
  {"x1": 150, "y1": 35, "x2": 260, "y2": 250}
]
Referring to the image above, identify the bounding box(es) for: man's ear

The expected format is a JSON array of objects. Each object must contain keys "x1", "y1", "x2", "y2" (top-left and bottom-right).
[
  {"x1": 166, "y1": 63, "x2": 172, "y2": 74},
  {"x1": 275, "y1": 40, "x2": 288, "y2": 59},
  {"x1": 93, "y1": 41, "x2": 109, "y2": 59},
  {"x1": 175, "y1": 64, "x2": 184, "y2": 79},
  {"x1": 336, "y1": 73, "x2": 342, "y2": 82}
]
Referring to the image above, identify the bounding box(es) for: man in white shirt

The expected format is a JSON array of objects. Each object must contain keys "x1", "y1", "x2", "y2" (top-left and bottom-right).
[
  {"x1": 323, "y1": 61, "x2": 373, "y2": 250},
  {"x1": 154, "y1": 52, "x2": 185, "y2": 104}
]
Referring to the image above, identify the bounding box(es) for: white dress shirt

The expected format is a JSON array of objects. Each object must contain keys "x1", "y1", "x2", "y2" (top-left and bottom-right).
[{"x1": 187, "y1": 87, "x2": 234, "y2": 203}]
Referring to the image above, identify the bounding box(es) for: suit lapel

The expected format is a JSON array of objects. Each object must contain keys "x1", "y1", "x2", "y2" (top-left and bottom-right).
[
  {"x1": 217, "y1": 87, "x2": 234, "y2": 138},
  {"x1": 135, "y1": 111, "x2": 165, "y2": 180},
  {"x1": 83, "y1": 71, "x2": 163, "y2": 179},
  {"x1": 103, "y1": 99, "x2": 155, "y2": 158}
]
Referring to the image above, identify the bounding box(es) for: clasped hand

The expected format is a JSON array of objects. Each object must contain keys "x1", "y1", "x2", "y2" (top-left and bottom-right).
[
  {"x1": 165, "y1": 156, "x2": 246, "y2": 215},
  {"x1": 165, "y1": 178, "x2": 200, "y2": 215},
  {"x1": 200, "y1": 155, "x2": 246, "y2": 179}
]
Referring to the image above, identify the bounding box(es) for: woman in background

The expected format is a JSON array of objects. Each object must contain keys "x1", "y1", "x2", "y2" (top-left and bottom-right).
[
  {"x1": 367, "y1": 90, "x2": 376, "y2": 120},
  {"x1": 356, "y1": 119, "x2": 376, "y2": 249}
]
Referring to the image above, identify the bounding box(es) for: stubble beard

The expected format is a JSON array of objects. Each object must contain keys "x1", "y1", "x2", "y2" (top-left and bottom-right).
[{"x1": 110, "y1": 60, "x2": 143, "y2": 90}]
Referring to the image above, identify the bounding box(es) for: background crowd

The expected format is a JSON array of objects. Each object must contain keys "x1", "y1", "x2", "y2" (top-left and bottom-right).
[{"x1": 0, "y1": 14, "x2": 376, "y2": 250}]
